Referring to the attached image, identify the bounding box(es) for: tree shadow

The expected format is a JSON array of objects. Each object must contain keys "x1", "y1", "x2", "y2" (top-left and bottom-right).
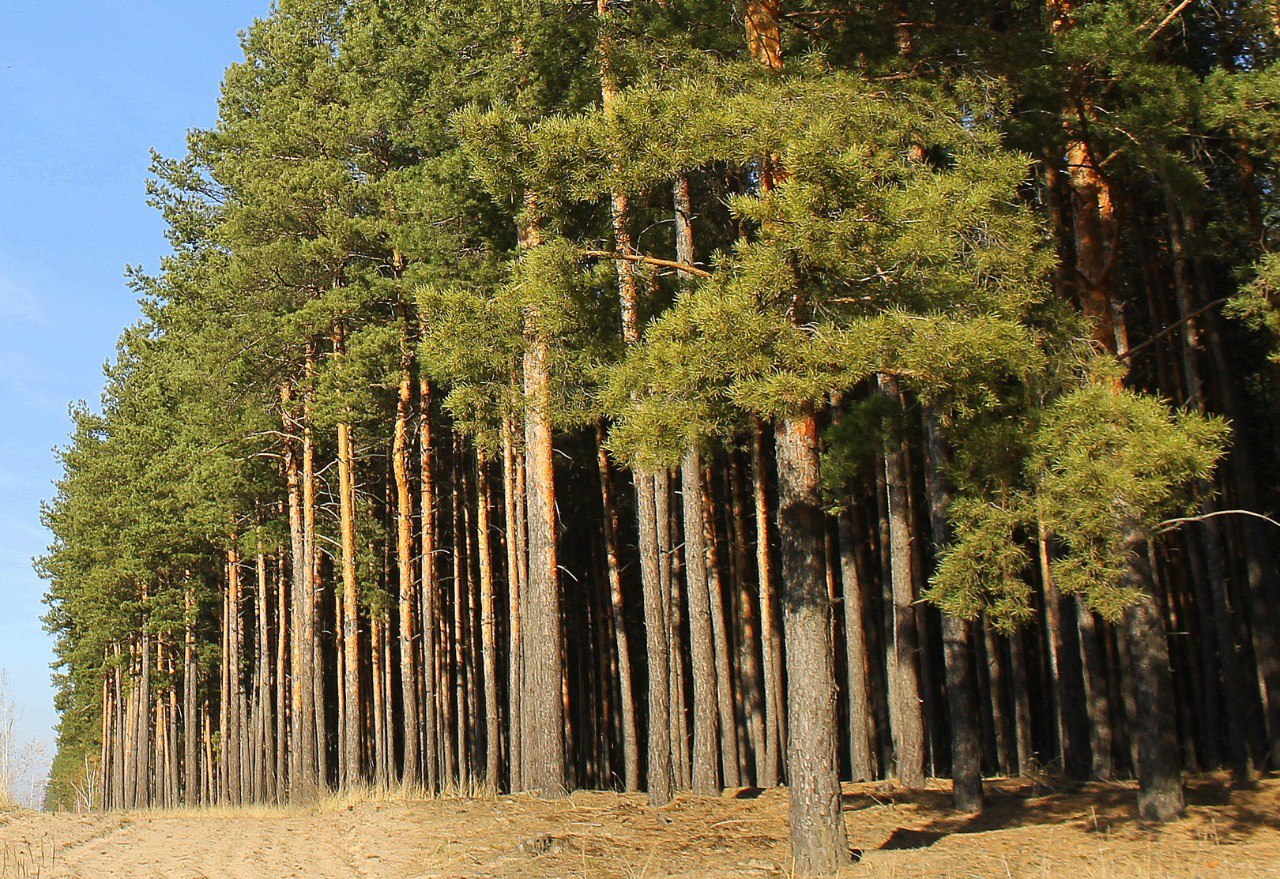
[
  {"x1": 841, "y1": 774, "x2": 1280, "y2": 852},
  {"x1": 878, "y1": 826, "x2": 947, "y2": 850}
]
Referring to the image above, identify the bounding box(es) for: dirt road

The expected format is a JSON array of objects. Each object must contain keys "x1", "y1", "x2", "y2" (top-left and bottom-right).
[{"x1": 0, "y1": 776, "x2": 1276, "y2": 878}]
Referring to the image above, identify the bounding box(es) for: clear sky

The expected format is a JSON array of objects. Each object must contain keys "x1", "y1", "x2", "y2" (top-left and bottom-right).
[{"x1": 0, "y1": 1, "x2": 271, "y2": 790}]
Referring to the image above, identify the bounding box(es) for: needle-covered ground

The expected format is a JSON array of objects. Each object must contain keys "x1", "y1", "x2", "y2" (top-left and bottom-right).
[{"x1": 0, "y1": 775, "x2": 1276, "y2": 878}]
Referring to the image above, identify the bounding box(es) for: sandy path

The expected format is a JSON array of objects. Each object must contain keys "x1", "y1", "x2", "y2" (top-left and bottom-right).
[
  {"x1": 42, "y1": 814, "x2": 360, "y2": 879},
  {"x1": 0, "y1": 777, "x2": 1275, "y2": 878}
]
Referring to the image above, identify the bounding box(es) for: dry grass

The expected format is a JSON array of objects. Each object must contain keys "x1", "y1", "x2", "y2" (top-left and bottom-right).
[
  {"x1": 0, "y1": 774, "x2": 1275, "y2": 877},
  {"x1": 122, "y1": 778, "x2": 502, "y2": 819}
]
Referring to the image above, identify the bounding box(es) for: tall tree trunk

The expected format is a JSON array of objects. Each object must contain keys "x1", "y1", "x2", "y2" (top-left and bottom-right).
[
  {"x1": 453, "y1": 439, "x2": 471, "y2": 786},
  {"x1": 477, "y1": 450, "x2": 502, "y2": 789},
  {"x1": 729, "y1": 451, "x2": 767, "y2": 785},
  {"x1": 596, "y1": 0, "x2": 671, "y2": 802},
  {"x1": 504, "y1": 420, "x2": 525, "y2": 793},
  {"x1": 774, "y1": 411, "x2": 850, "y2": 875},
  {"x1": 183, "y1": 582, "x2": 199, "y2": 806},
  {"x1": 235, "y1": 563, "x2": 249, "y2": 803},
  {"x1": 1076, "y1": 603, "x2": 1114, "y2": 778},
  {"x1": 282, "y1": 384, "x2": 310, "y2": 801},
  {"x1": 202, "y1": 700, "x2": 214, "y2": 805},
  {"x1": 752, "y1": 421, "x2": 785, "y2": 787},
  {"x1": 216, "y1": 570, "x2": 227, "y2": 803},
  {"x1": 682, "y1": 449, "x2": 722, "y2": 794},
  {"x1": 1165, "y1": 195, "x2": 1255, "y2": 783},
  {"x1": 878, "y1": 376, "x2": 926, "y2": 789},
  {"x1": 256, "y1": 548, "x2": 275, "y2": 803},
  {"x1": 167, "y1": 644, "x2": 181, "y2": 806},
  {"x1": 837, "y1": 513, "x2": 875, "y2": 783},
  {"x1": 1125, "y1": 539, "x2": 1186, "y2": 821},
  {"x1": 133, "y1": 635, "x2": 149, "y2": 808},
  {"x1": 1049, "y1": 8, "x2": 1184, "y2": 808},
  {"x1": 420, "y1": 376, "x2": 441, "y2": 792},
  {"x1": 595, "y1": 425, "x2": 640, "y2": 791},
  {"x1": 663, "y1": 472, "x2": 692, "y2": 790},
  {"x1": 703, "y1": 464, "x2": 742, "y2": 790},
  {"x1": 637, "y1": 467, "x2": 675, "y2": 803},
  {"x1": 224, "y1": 558, "x2": 243, "y2": 805},
  {"x1": 1036, "y1": 518, "x2": 1090, "y2": 780},
  {"x1": 303, "y1": 347, "x2": 325, "y2": 791},
  {"x1": 115, "y1": 646, "x2": 128, "y2": 808},
  {"x1": 152, "y1": 653, "x2": 165, "y2": 808},
  {"x1": 128, "y1": 651, "x2": 140, "y2": 808},
  {"x1": 99, "y1": 658, "x2": 113, "y2": 809},
  {"x1": 739, "y1": 24, "x2": 835, "y2": 853},
  {"x1": 140, "y1": 599, "x2": 153, "y2": 807},
  {"x1": 371, "y1": 614, "x2": 390, "y2": 788},
  {"x1": 394, "y1": 318, "x2": 422, "y2": 788},
  {"x1": 1007, "y1": 628, "x2": 1036, "y2": 774},
  {"x1": 274, "y1": 556, "x2": 289, "y2": 800},
  {"x1": 921, "y1": 413, "x2": 983, "y2": 812},
  {"x1": 518, "y1": 199, "x2": 567, "y2": 797},
  {"x1": 334, "y1": 322, "x2": 363, "y2": 790}
]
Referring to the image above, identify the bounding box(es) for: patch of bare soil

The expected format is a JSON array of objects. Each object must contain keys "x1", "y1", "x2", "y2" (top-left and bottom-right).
[{"x1": 0, "y1": 775, "x2": 1275, "y2": 878}]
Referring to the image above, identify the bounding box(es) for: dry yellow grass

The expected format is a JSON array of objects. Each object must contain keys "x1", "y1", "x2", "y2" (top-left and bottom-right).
[{"x1": 0, "y1": 774, "x2": 1274, "y2": 878}]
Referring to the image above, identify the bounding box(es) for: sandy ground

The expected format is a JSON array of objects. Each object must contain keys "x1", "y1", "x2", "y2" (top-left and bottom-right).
[{"x1": 0, "y1": 775, "x2": 1277, "y2": 878}]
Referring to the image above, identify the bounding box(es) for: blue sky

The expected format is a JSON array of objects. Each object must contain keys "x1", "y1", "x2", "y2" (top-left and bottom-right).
[{"x1": 0, "y1": 1, "x2": 270, "y2": 778}]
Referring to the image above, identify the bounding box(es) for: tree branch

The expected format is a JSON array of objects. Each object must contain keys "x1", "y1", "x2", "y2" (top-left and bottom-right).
[
  {"x1": 1117, "y1": 297, "x2": 1230, "y2": 362},
  {"x1": 1157, "y1": 509, "x2": 1280, "y2": 534},
  {"x1": 582, "y1": 250, "x2": 713, "y2": 279},
  {"x1": 1145, "y1": 0, "x2": 1195, "y2": 41}
]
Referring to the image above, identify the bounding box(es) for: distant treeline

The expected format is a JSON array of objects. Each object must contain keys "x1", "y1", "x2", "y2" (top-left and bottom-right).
[{"x1": 38, "y1": 1, "x2": 1280, "y2": 874}]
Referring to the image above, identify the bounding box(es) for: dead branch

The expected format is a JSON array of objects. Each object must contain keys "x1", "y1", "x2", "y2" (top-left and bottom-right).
[
  {"x1": 582, "y1": 250, "x2": 713, "y2": 279},
  {"x1": 1157, "y1": 509, "x2": 1280, "y2": 534}
]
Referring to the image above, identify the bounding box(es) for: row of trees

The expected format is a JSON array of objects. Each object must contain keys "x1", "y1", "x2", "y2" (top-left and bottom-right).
[{"x1": 40, "y1": 0, "x2": 1280, "y2": 873}]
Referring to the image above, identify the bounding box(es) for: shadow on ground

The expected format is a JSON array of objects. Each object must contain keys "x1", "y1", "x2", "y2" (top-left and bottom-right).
[{"x1": 838, "y1": 772, "x2": 1280, "y2": 852}]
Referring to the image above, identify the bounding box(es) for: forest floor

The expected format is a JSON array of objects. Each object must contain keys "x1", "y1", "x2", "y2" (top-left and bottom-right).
[{"x1": 0, "y1": 774, "x2": 1277, "y2": 878}]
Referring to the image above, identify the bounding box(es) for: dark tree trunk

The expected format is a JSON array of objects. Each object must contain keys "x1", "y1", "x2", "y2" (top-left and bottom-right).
[
  {"x1": 595, "y1": 426, "x2": 640, "y2": 791},
  {"x1": 420, "y1": 377, "x2": 442, "y2": 792},
  {"x1": 1124, "y1": 540, "x2": 1186, "y2": 821},
  {"x1": 504, "y1": 420, "x2": 525, "y2": 793},
  {"x1": 730, "y1": 451, "x2": 767, "y2": 785},
  {"x1": 1076, "y1": 603, "x2": 1115, "y2": 779},
  {"x1": 1165, "y1": 195, "x2": 1256, "y2": 783},
  {"x1": 921, "y1": 412, "x2": 983, "y2": 812}
]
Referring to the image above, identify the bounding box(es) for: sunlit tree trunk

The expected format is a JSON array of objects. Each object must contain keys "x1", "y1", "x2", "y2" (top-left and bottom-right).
[
  {"x1": 394, "y1": 311, "x2": 422, "y2": 787},
  {"x1": 333, "y1": 321, "x2": 364, "y2": 790},
  {"x1": 518, "y1": 197, "x2": 567, "y2": 797}
]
